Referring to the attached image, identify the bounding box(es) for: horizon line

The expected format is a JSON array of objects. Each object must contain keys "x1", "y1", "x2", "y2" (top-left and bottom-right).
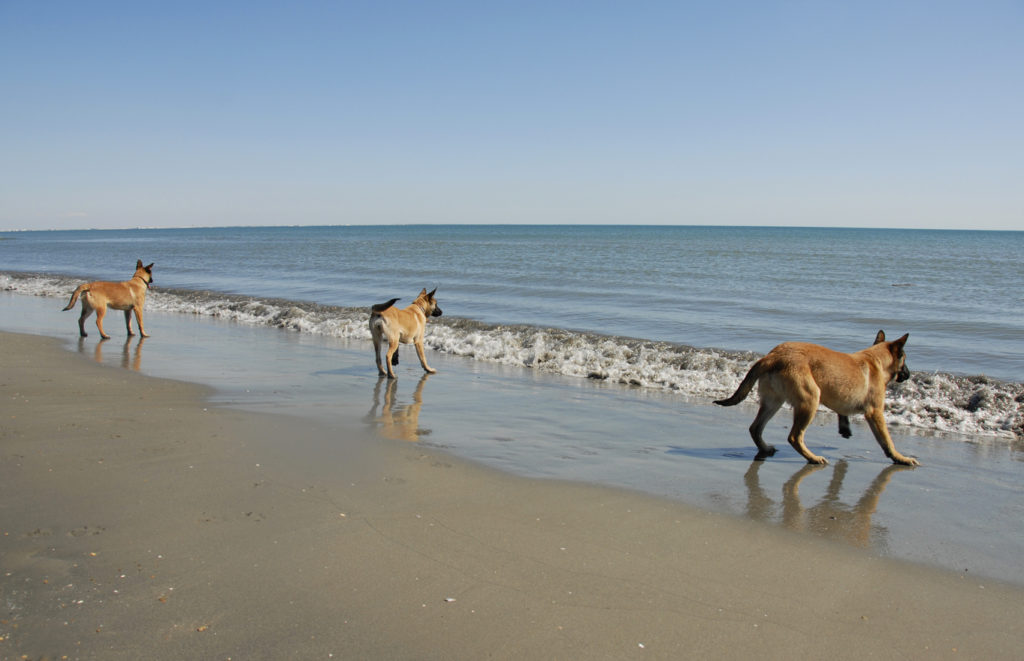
[{"x1": 2, "y1": 222, "x2": 1021, "y2": 233}]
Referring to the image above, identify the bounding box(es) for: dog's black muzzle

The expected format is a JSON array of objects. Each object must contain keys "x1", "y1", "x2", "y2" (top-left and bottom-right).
[
  {"x1": 431, "y1": 306, "x2": 443, "y2": 317},
  {"x1": 896, "y1": 364, "x2": 910, "y2": 382}
]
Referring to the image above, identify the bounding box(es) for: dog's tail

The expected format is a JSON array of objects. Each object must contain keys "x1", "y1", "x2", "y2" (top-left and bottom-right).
[
  {"x1": 62, "y1": 284, "x2": 89, "y2": 311},
  {"x1": 371, "y1": 297, "x2": 400, "y2": 314},
  {"x1": 713, "y1": 358, "x2": 769, "y2": 406}
]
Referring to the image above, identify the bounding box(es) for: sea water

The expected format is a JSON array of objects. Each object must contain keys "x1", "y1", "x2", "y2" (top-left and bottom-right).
[
  {"x1": 2, "y1": 225, "x2": 1021, "y2": 438},
  {"x1": 2, "y1": 225, "x2": 1024, "y2": 583}
]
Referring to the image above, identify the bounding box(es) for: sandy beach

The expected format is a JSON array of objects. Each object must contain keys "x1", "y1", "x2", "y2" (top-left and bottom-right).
[{"x1": 2, "y1": 329, "x2": 1023, "y2": 659}]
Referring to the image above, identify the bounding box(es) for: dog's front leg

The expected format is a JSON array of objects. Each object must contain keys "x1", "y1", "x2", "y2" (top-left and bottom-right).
[
  {"x1": 864, "y1": 408, "x2": 919, "y2": 466},
  {"x1": 414, "y1": 340, "x2": 437, "y2": 374},
  {"x1": 837, "y1": 415, "x2": 852, "y2": 438},
  {"x1": 134, "y1": 307, "x2": 149, "y2": 338}
]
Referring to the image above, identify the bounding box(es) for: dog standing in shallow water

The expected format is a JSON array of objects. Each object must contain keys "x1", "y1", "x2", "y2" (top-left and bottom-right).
[
  {"x1": 714, "y1": 331, "x2": 917, "y2": 466},
  {"x1": 369, "y1": 288, "x2": 442, "y2": 379},
  {"x1": 62, "y1": 260, "x2": 154, "y2": 339}
]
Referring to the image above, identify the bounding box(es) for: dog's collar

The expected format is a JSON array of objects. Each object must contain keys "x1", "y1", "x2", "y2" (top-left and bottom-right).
[{"x1": 134, "y1": 274, "x2": 151, "y2": 288}]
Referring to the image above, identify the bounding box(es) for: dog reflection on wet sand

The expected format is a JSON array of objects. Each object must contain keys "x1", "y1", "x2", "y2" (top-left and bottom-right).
[
  {"x1": 367, "y1": 373, "x2": 431, "y2": 442},
  {"x1": 743, "y1": 460, "x2": 912, "y2": 548},
  {"x1": 78, "y1": 336, "x2": 146, "y2": 371}
]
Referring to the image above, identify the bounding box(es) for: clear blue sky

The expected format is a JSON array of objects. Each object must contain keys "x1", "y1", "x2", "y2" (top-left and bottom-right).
[{"x1": 1, "y1": 1, "x2": 1021, "y2": 230}]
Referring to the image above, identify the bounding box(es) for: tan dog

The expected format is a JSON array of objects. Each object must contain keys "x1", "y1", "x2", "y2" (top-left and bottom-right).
[
  {"x1": 369, "y1": 288, "x2": 442, "y2": 379},
  {"x1": 714, "y1": 331, "x2": 917, "y2": 466},
  {"x1": 62, "y1": 259, "x2": 154, "y2": 339}
]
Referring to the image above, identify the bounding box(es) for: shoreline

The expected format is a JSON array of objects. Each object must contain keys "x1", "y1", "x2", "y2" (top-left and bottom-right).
[
  {"x1": 2, "y1": 330, "x2": 1024, "y2": 659},
  {"x1": 3, "y1": 290, "x2": 1024, "y2": 587},
  {"x1": 4, "y1": 271, "x2": 1022, "y2": 438}
]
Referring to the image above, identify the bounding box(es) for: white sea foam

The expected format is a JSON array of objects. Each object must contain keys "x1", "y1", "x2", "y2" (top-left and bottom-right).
[{"x1": 5, "y1": 272, "x2": 1021, "y2": 440}]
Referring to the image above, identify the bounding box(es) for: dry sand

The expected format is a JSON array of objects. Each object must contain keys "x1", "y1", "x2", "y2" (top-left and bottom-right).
[{"x1": 2, "y1": 331, "x2": 1022, "y2": 660}]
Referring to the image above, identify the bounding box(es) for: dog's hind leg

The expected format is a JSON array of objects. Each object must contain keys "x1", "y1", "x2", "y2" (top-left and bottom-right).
[
  {"x1": 369, "y1": 322, "x2": 389, "y2": 376},
  {"x1": 391, "y1": 347, "x2": 399, "y2": 365},
  {"x1": 788, "y1": 398, "x2": 827, "y2": 465},
  {"x1": 77, "y1": 304, "x2": 93, "y2": 337},
  {"x1": 748, "y1": 392, "x2": 783, "y2": 459},
  {"x1": 372, "y1": 340, "x2": 387, "y2": 377},
  {"x1": 124, "y1": 310, "x2": 135, "y2": 336},
  {"x1": 837, "y1": 415, "x2": 852, "y2": 438},
  {"x1": 384, "y1": 340, "x2": 400, "y2": 378},
  {"x1": 864, "y1": 407, "x2": 919, "y2": 466},
  {"x1": 93, "y1": 306, "x2": 112, "y2": 340}
]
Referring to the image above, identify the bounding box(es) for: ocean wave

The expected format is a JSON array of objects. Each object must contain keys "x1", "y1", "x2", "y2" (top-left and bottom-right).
[{"x1": 5, "y1": 271, "x2": 1021, "y2": 440}]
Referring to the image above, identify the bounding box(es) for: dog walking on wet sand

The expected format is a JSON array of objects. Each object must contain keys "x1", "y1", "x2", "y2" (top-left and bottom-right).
[
  {"x1": 714, "y1": 331, "x2": 917, "y2": 466},
  {"x1": 62, "y1": 260, "x2": 154, "y2": 339},
  {"x1": 369, "y1": 288, "x2": 443, "y2": 379}
]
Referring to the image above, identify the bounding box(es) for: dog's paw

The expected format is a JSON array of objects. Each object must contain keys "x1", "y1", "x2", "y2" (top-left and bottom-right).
[{"x1": 895, "y1": 456, "x2": 920, "y2": 467}]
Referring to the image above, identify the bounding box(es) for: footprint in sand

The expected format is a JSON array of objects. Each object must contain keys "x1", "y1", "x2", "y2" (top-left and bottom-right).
[
  {"x1": 68, "y1": 525, "x2": 106, "y2": 537},
  {"x1": 24, "y1": 528, "x2": 53, "y2": 538}
]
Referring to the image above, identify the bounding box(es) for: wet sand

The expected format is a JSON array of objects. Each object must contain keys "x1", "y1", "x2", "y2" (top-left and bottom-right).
[
  {"x1": 5, "y1": 291, "x2": 1024, "y2": 587},
  {"x1": 2, "y1": 330, "x2": 1024, "y2": 659}
]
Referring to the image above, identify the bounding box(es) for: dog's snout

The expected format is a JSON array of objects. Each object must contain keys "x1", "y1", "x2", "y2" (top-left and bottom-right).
[
  {"x1": 432, "y1": 307, "x2": 443, "y2": 317},
  {"x1": 896, "y1": 365, "x2": 910, "y2": 382}
]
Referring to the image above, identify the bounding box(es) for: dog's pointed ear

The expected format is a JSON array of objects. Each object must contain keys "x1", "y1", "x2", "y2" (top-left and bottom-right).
[
  {"x1": 874, "y1": 330, "x2": 886, "y2": 344},
  {"x1": 419, "y1": 288, "x2": 427, "y2": 297},
  {"x1": 145, "y1": 263, "x2": 154, "y2": 270},
  {"x1": 137, "y1": 259, "x2": 144, "y2": 268},
  {"x1": 892, "y1": 333, "x2": 909, "y2": 350},
  {"x1": 428, "y1": 287, "x2": 437, "y2": 299}
]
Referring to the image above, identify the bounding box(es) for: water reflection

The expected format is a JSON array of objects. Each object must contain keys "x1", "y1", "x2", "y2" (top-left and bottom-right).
[
  {"x1": 743, "y1": 460, "x2": 912, "y2": 548},
  {"x1": 78, "y1": 336, "x2": 146, "y2": 371},
  {"x1": 366, "y1": 373, "x2": 431, "y2": 442}
]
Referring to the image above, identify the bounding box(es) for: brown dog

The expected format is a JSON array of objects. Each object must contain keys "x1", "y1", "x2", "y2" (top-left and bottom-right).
[
  {"x1": 714, "y1": 331, "x2": 916, "y2": 466},
  {"x1": 369, "y1": 288, "x2": 442, "y2": 379},
  {"x1": 62, "y1": 260, "x2": 154, "y2": 339}
]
